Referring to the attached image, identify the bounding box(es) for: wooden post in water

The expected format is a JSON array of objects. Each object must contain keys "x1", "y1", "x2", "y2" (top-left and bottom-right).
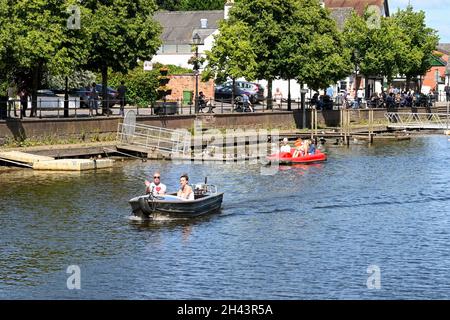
[
  {"x1": 369, "y1": 108, "x2": 374, "y2": 144},
  {"x1": 348, "y1": 109, "x2": 351, "y2": 146}
]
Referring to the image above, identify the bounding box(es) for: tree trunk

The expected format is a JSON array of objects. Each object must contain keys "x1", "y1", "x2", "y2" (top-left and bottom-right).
[
  {"x1": 405, "y1": 75, "x2": 411, "y2": 92},
  {"x1": 231, "y1": 78, "x2": 236, "y2": 110},
  {"x1": 354, "y1": 75, "x2": 360, "y2": 100},
  {"x1": 364, "y1": 75, "x2": 369, "y2": 101},
  {"x1": 287, "y1": 78, "x2": 291, "y2": 111},
  {"x1": 30, "y1": 67, "x2": 38, "y2": 117},
  {"x1": 101, "y1": 64, "x2": 108, "y2": 115},
  {"x1": 267, "y1": 78, "x2": 273, "y2": 109},
  {"x1": 64, "y1": 76, "x2": 69, "y2": 118}
]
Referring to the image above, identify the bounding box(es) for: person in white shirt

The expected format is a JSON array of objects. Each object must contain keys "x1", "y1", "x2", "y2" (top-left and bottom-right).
[
  {"x1": 280, "y1": 138, "x2": 291, "y2": 153},
  {"x1": 144, "y1": 171, "x2": 166, "y2": 196}
]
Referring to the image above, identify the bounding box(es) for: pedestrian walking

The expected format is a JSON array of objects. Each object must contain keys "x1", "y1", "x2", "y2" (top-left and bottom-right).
[
  {"x1": 7, "y1": 83, "x2": 17, "y2": 118},
  {"x1": 445, "y1": 84, "x2": 450, "y2": 102},
  {"x1": 90, "y1": 82, "x2": 99, "y2": 117},
  {"x1": 274, "y1": 88, "x2": 283, "y2": 109},
  {"x1": 19, "y1": 87, "x2": 28, "y2": 118}
]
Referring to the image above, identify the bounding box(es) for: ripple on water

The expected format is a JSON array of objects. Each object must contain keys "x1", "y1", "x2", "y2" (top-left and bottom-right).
[{"x1": 1, "y1": 135, "x2": 450, "y2": 299}]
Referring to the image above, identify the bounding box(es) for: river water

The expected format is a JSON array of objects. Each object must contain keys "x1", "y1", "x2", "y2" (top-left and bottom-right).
[{"x1": 1, "y1": 135, "x2": 450, "y2": 299}]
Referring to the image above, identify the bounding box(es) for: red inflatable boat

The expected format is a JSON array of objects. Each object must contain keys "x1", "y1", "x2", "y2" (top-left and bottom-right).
[{"x1": 267, "y1": 150, "x2": 327, "y2": 164}]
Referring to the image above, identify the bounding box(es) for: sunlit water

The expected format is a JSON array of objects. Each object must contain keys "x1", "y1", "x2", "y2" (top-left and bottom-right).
[{"x1": 1, "y1": 135, "x2": 450, "y2": 299}]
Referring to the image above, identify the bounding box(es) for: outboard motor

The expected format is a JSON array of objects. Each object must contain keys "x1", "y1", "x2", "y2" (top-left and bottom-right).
[{"x1": 194, "y1": 177, "x2": 208, "y2": 197}]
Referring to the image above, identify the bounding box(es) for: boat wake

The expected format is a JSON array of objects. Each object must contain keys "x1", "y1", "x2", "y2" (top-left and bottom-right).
[{"x1": 127, "y1": 215, "x2": 143, "y2": 222}]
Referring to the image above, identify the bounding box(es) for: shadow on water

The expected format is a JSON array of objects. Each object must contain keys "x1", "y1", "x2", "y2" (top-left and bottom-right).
[{"x1": 127, "y1": 209, "x2": 222, "y2": 230}]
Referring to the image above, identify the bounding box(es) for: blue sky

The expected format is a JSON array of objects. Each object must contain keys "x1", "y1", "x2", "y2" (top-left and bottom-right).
[{"x1": 389, "y1": 0, "x2": 450, "y2": 43}]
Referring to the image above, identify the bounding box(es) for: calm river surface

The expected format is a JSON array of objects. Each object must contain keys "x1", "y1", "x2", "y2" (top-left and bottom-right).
[{"x1": 1, "y1": 135, "x2": 450, "y2": 299}]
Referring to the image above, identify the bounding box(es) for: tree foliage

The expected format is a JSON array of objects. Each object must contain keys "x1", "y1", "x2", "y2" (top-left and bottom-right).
[
  {"x1": 157, "y1": 0, "x2": 226, "y2": 11},
  {"x1": 343, "y1": 5, "x2": 439, "y2": 87},
  {"x1": 108, "y1": 62, "x2": 192, "y2": 107},
  {"x1": 82, "y1": 0, "x2": 161, "y2": 75},
  {"x1": 0, "y1": 0, "x2": 162, "y2": 113},
  {"x1": 278, "y1": 0, "x2": 351, "y2": 90},
  {"x1": 203, "y1": 20, "x2": 257, "y2": 83},
  {"x1": 394, "y1": 5, "x2": 439, "y2": 86}
]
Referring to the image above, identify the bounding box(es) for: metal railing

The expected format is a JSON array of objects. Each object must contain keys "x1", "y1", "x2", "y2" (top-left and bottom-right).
[
  {"x1": 385, "y1": 112, "x2": 450, "y2": 130},
  {"x1": 117, "y1": 122, "x2": 190, "y2": 155},
  {"x1": 0, "y1": 97, "x2": 140, "y2": 119}
]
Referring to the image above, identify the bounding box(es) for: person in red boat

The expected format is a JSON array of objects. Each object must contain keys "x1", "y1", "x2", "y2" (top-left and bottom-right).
[
  {"x1": 292, "y1": 138, "x2": 303, "y2": 158},
  {"x1": 280, "y1": 138, "x2": 291, "y2": 153},
  {"x1": 145, "y1": 171, "x2": 166, "y2": 196}
]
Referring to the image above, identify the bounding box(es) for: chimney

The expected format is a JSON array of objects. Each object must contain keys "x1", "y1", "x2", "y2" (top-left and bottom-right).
[{"x1": 200, "y1": 18, "x2": 208, "y2": 29}]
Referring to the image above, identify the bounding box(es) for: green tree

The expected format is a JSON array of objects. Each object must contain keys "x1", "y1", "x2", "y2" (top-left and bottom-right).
[
  {"x1": 82, "y1": 0, "x2": 162, "y2": 114},
  {"x1": 156, "y1": 0, "x2": 182, "y2": 10},
  {"x1": 394, "y1": 5, "x2": 439, "y2": 91},
  {"x1": 178, "y1": 0, "x2": 226, "y2": 10},
  {"x1": 0, "y1": 1, "x2": 92, "y2": 116},
  {"x1": 156, "y1": 0, "x2": 225, "y2": 10},
  {"x1": 0, "y1": 0, "x2": 14, "y2": 94},
  {"x1": 6, "y1": 0, "x2": 71, "y2": 116},
  {"x1": 203, "y1": 20, "x2": 257, "y2": 107},
  {"x1": 49, "y1": 1, "x2": 92, "y2": 117},
  {"x1": 108, "y1": 62, "x2": 192, "y2": 107},
  {"x1": 228, "y1": 0, "x2": 303, "y2": 108},
  {"x1": 344, "y1": 9, "x2": 407, "y2": 95},
  {"x1": 278, "y1": 0, "x2": 351, "y2": 98}
]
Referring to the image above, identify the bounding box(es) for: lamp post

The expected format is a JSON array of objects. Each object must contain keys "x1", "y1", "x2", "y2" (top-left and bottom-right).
[
  {"x1": 353, "y1": 49, "x2": 360, "y2": 103},
  {"x1": 192, "y1": 33, "x2": 203, "y2": 114}
]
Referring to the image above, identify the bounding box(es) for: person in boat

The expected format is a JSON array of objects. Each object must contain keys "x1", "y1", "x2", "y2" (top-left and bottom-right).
[
  {"x1": 302, "y1": 139, "x2": 311, "y2": 156},
  {"x1": 280, "y1": 138, "x2": 291, "y2": 153},
  {"x1": 145, "y1": 171, "x2": 166, "y2": 196},
  {"x1": 292, "y1": 138, "x2": 302, "y2": 157},
  {"x1": 177, "y1": 174, "x2": 194, "y2": 200},
  {"x1": 308, "y1": 140, "x2": 316, "y2": 155}
]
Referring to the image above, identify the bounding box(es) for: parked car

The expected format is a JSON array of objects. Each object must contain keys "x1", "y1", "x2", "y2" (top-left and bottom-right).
[
  {"x1": 36, "y1": 89, "x2": 79, "y2": 109},
  {"x1": 214, "y1": 81, "x2": 265, "y2": 104},
  {"x1": 70, "y1": 84, "x2": 119, "y2": 108}
]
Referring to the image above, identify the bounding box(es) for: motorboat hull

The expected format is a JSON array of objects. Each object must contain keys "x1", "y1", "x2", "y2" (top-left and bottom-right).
[{"x1": 129, "y1": 193, "x2": 224, "y2": 219}]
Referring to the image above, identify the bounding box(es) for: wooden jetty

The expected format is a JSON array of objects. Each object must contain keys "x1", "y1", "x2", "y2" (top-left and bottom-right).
[{"x1": 0, "y1": 150, "x2": 114, "y2": 171}]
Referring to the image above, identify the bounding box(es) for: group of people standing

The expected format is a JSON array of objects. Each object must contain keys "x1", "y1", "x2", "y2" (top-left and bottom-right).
[
  {"x1": 85, "y1": 81, "x2": 127, "y2": 117},
  {"x1": 367, "y1": 89, "x2": 438, "y2": 109},
  {"x1": 4, "y1": 83, "x2": 32, "y2": 118}
]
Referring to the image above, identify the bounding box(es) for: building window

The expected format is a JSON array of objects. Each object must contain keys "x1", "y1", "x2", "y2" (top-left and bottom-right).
[{"x1": 177, "y1": 45, "x2": 191, "y2": 54}]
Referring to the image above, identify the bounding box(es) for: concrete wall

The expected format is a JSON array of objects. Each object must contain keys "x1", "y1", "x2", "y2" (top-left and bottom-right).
[
  {"x1": 198, "y1": 112, "x2": 297, "y2": 129},
  {"x1": 0, "y1": 112, "x2": 297, "y2": 141},
  {"x1": 0, "y1": 117, "x2": 119, "y2": 141},
  {"x1": 2, "y1": 107, "x2": 443, "y2": 142}
]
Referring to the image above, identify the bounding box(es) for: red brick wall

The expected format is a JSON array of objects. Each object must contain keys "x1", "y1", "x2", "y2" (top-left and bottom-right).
[
  {"x1": 423, "y1": 53, "x2": 448, "y2": 90},
  {"x1": 166, "y1": 74, "x2": 215, "y2": 101}
]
